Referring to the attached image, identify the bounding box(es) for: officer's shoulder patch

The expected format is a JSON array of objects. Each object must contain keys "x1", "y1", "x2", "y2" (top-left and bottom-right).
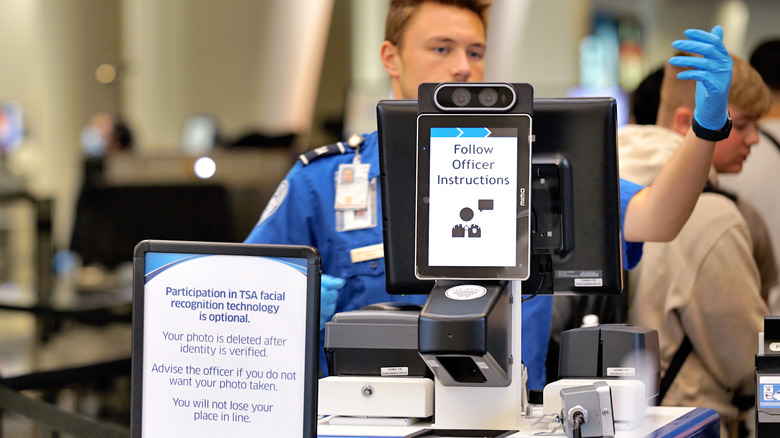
[
  {"x1": 257, "y1": 180, "x2": 289, "y2": 226},
  {"x1": 298, "y1": 134, "x2": 365, "y2": 166}
]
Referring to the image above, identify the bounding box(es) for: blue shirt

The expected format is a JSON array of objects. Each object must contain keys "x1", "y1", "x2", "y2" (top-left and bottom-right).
[
  {"x1": 245, "y1": 131, "x2": 644, "y2": 390},
  {"x1": 620, "y1": 178, "x2": 644, "y2": 270}
]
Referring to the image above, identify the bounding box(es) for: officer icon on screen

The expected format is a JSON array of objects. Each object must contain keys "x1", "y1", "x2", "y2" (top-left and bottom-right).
[{"x1": 451, "y1": 205, "x2": 486, "y2": 238}]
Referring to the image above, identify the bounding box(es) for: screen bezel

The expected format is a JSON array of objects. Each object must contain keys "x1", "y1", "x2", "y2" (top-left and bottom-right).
[{"x1": 414, "y1": 113, "x2": 532, "y2": 280}]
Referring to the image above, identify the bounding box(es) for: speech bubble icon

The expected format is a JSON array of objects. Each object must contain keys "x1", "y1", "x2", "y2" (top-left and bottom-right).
[{"x1": 478, "y1": 199, "x2": 494, "y2": 211}]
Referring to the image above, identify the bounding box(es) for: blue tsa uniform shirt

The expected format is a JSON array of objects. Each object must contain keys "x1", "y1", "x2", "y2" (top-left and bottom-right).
[
  {"x1": 620, "y1": 178, "x2": 644, "y2": 270},
  {"x1": 245, "y1": 131, "x2": 644, "y2": 390}
]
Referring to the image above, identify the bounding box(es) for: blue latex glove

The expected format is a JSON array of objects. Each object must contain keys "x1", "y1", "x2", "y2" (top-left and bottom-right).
[
  {"x1": 320, "y1": 274, "x2": 345, "y2": 330},
  {"x1": 668, "y1": 25, "x2": 732, "y2": 130}
]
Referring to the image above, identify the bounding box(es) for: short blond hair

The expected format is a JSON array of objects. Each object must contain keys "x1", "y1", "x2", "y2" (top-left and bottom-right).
[
  {"x1": 658, "y1": 53, "x2": 771, "y2": 126},
  {"x1": 384, "y1": 0, "x2": 492, "y2": 48}
]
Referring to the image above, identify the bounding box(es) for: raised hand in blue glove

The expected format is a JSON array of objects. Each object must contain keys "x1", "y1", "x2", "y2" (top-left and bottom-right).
[
  {"x1": 668, "y1": 25, "x2": 733, "y2": 130},
  {"x1": 320, "y1": 274, "x2": 345, "y2": 330}
]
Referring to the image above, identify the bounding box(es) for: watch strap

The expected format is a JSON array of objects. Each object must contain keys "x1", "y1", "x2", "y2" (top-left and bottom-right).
[{"x1": 692, "y1": 114, "x2": 732, "y2": 141}]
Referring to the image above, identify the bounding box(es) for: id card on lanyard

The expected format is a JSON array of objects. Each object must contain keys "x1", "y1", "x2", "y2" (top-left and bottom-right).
[{"x1": 335, "y1": 153, "x2": 377, "y2": 231}]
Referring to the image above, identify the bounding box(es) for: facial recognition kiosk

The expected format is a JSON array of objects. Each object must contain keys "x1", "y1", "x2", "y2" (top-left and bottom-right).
[
  {"x1": 319, "y1": 83, "x2": 718, "y2": 438},
  {"x1": 321, "y1": 83, "x2": 626, "y2": 433},
  {"x1": 410, "y1": 83, "x2": 532, "y2": 431}
]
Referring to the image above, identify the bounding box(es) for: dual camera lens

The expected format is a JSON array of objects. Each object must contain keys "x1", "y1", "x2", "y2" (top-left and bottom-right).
[
  {"x1": 436, "y1": 84, "x2": 513, "y2": 110},
  {"x1": 451, "y1": 87, "x2": 498, "y2": 107}
]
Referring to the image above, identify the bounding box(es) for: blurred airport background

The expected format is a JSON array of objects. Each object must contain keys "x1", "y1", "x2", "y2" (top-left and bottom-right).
[{"x1": 0, "y1": 0, "x2": 777, "y2": 435}]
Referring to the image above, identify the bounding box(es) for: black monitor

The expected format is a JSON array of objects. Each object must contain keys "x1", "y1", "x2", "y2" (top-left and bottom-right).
[{"x1": 377, "y1": 97, "x2": 623, "y2": 296}]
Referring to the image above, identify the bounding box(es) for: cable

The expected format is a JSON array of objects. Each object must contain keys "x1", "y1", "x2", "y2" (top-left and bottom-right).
[
  {"x1": 520, "y1": 276, "x2": 543, "y2": 302},
  {"x1": 572, "y1": 410, "x2": 585, "y2": 438},
  {"x1": 521, "y1": 255, "x2": 551, "y2": 302}
]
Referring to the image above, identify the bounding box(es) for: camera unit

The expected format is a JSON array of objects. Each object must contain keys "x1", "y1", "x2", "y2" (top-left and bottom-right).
[{"x1": 421, "y1": 83, "x2": 531, "y2": 113}]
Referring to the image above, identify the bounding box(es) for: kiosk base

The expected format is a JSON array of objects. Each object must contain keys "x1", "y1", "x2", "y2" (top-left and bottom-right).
[{"x1": 318, "y1": 376, "x2": 433, "y2": 419}]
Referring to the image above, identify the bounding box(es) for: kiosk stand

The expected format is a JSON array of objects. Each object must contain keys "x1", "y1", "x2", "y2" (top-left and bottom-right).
[{"x1": 419, "y1": 280, "x2": 525, "y2": 430}]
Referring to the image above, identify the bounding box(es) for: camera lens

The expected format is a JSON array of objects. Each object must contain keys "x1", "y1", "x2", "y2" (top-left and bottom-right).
[
  {"x1": 478, "y1": 88, "x2": 498, "y2": 107},
  {"x1": 451, "y1": 87, "x2": 471, "y2": 107}
]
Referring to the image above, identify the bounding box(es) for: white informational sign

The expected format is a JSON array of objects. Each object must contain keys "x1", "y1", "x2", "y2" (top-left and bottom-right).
[
  {"x1": 134, "y1": 243, "x2": 317, "y2": 437},
  {"x1": 428, "y1": 128, "x2": 518, "y2": 267}
]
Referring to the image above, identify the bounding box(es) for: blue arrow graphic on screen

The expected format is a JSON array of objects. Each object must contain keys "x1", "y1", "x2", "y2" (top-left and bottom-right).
[
  {"x1": 431, "y1": 127, "x2": 461, "y2": 137},
  {"x1": 431, "y1": 127, "x2": 492, "y2": 137},
  {"x1": 460, "y1": 127, "x2": 491, "y2": 137}
]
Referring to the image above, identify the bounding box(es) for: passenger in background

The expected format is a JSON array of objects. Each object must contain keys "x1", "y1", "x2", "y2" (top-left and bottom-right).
[
  {"x1": 629, "y1": 65, "x2": 664, "y2": 125},
  {"x1": 245, "y1": 0, "x2": 737, "y2": 392},
  {"x1": 547, "y1": 39, "x2": 774, "y2": 387},
  {"x1": 618, "y1": 53, "x2": 771, "y2": 437},
  {"x1": 720, "y1": 39, "x2": 780, "y2": 314},
  {"x1": 80, "y1": 112, "x2": 134, "y2": 187},
  {"x1": 626, "y1": 62, "x2": 779, "y2": 310}
]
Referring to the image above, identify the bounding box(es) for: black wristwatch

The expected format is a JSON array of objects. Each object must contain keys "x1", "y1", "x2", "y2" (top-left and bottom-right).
[{"x1": 691, "y1": 113, "x2": 732, "y2": 141}]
